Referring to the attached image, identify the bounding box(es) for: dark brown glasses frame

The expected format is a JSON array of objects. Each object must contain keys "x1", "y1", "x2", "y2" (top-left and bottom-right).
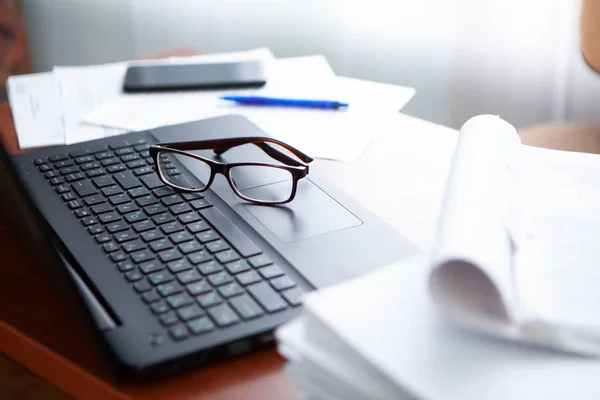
[{"x1": 149, "y1": 136, "x2": 313, "y2": 205}]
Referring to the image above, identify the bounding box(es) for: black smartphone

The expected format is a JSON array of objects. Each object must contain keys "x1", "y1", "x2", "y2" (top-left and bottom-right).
[{"x1": 123, "y1": 60, "x2": 268, "y2": 92}]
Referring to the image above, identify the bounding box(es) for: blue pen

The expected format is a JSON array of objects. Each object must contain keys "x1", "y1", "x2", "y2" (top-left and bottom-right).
[{"x1": 220, "y1": 95, "x2": 349, "y2": 110}]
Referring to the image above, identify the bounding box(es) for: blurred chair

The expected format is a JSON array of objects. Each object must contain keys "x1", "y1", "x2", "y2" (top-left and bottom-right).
[{"x1": 519, "y1": 0, "x2": 600, "y2": 154}]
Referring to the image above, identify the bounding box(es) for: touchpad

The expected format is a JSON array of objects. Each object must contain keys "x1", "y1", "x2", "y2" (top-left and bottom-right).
[{"x1": 237, "y1": 179, "x2": 362, "y2": 243}]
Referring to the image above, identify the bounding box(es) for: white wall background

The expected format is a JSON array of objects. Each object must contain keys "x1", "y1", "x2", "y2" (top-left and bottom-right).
[{"x1": 21, "y1": 0, "x2": 598, "y2": 130}]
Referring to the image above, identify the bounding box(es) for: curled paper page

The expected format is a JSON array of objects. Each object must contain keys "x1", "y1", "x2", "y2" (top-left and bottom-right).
[{"x1": 429, "y1": 114, "x2": 521, "y2": 326}]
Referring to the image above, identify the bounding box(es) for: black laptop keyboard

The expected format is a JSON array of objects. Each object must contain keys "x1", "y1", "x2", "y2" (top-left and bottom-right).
[{"x1": 32, "y1": 139, "x2": 303, "y2": 342}]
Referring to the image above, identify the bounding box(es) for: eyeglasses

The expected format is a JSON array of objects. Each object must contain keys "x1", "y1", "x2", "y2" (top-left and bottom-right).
[{"x1": 149, "y1": 137, "x2": 313, "y2": 205}]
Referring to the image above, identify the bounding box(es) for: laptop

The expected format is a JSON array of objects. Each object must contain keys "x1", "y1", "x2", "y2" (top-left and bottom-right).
[{"x1": 1, "y1": 114, "x2": 417, "y2": 378}]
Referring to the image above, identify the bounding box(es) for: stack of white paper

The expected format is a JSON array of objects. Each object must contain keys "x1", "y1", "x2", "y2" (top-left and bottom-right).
[
  {"x1": 7, "y1": 48, "x2": 415, "y2": 162},
  {"x1": 277, "y1": 114, "x2": 600, "y2": 399}
]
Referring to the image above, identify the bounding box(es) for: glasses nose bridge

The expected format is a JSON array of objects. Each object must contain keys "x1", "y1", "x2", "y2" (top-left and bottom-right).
[{"x1": 211, "y1": 162, "x2": 227, "y2": 177}]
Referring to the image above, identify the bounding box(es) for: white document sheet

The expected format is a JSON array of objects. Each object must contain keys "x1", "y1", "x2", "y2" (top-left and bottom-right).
[
  {"x1": 6, "y1": 72, "x2": 65, "y2": 148},
  {"x1": 514, "y1": 145, "x2": 600, "y2": 333},
  {"x1": 84, "y1": 56, "x2": 416, "y2": 161}
]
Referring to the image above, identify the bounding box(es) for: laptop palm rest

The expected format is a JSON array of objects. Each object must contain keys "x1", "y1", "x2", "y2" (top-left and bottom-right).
[{"x1": 237, "y1": 179, "x2": 363, "y2": 243}]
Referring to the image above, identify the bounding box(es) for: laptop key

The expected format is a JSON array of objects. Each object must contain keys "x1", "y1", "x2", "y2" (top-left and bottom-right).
[
  {"x1": 218, "y1": 282, "x2": 244, "y2": 298},
  {"x1": 106, "y1": 164, "x2": 125, "y2": 173},
  {"x1": 83, "y1": 194, "x2": 105, "y2": 206},
  {"x1": 92, "y1": 176, "x2": 115, "y2": 188},
  {"x1": 117, "y1": 260, "x2": 136, "y2": 272},
  {"x1": 247, "y1": 282, "x2": 288, "y2": 313},
  {"x1": 148, "y1": 271, "x2": 175, "y2": 286},
  {"x1": 54, "y1": 159, "x2": 75, "y2": 168},
  {"x1": 75, "y1": 208, "x2": 91, "y2": 218},
  {"x1": 59, "y1": 166, "x2": 79, "y2": 175},
  {"x1": 208, "y1": 272, "x2": 234, "y2": 287},
  {"x1": 114, "y1": 171, "x2": 141, "y2": 190},
  {"x1": 91, "y1": 203, "x2": 112, "y2": 214},
  {"x1": 136, "y1": 195, "x2": 157, "y2": 207},
  {"x1": 49, "y1": 177, "x2": 65, "y2": 185},
  {"x1": 178, "y1": 241, "x2": 203, "y2": 255},
  {"x1": 79, "y1": 162, "x2": 100, "y2": 171},
  {"x1": 187, "y1": 316, "x2": 215, "y2": 335},
  {"x1": 159, "y1": 312, "x2": 178, "y2": 327},
  {"x1": 206, "y1": 240, "x2": 230, "y2": 254},
  {"x1": 100, "y1": 157, "x2": 119, "y2": 167},
  {"x1": 248, "y1": 254, "x2": 273, "y2": 268},
  {"x1": 167, "y1": 292, "x2": 194, "y2": 308},
  {"x1": 149, "y1": 239, "x2": 173, "y2": 253},
  {"x1": 142, "y1": 290, "x2": 161, "y2": 304},
  {"x1": 122, "y1": 240, "x2": 146, "y2": 253},
  {"x1": 176, "y1": 269, "x2": 202, "y2": 285},
  {"x1": 270, "y1": 275, "x2": 296, "y2": 291},
  {"x1": 150, "y1": 300, "x2": 169, "y2": 315},
  {"x1": 167, "y1": 259, "x2": 193, "y2": 274},
  {"x1": 169, "y1": 231, "x2": 192, "y2": 244},
  {"x1": 178, "y1": 212, "x2": 201, "y2": 224},
  {"x1": 229, "y1": 294, "x2": 264, "y2": 320},
  {"x1": 106, "y1": 221, "x2": 128, "y2": 233},
  {"x1": 158, "y1": 249, "x2": 182, "y2": 263},
  {"x1": 186, "y1": 280, "x2": 211, "y2": 296},
  {"x1": 177, "y1": 304, "x2": 205, "y2": 321},
  {"x1": 109, "y1": 141, "x2": 130, "y2": 150},
  {"x1": 168, "y1": 325, "x2": 189, "y2": 341},
  {"x1": 140, "y1": 174, "x2": 164, "y2": 189},
  {"x1": 49, "y1": 153, "x2": 68, "y2": 162},
  {"x1": 125, "y1": 269, "x2": 143, "y2": 282},
  {"x1": 115, "y1": 147, "x2": 134, "y2": 156},
  {"x1": 39, "y1": 164, "x2": 52, "y2": 172},
  {"x1": 34, "y1": 157, "x2": 47, "y2": 165},
  {"x1": 131, "y1": 250, "x2": 155, "y2": 263},
  {"x1": 152, "y1": 213, "x2": 174, "y2": 225},
  {"x1": 110, "y1": 251, "x2": 128, "y2": 263},
  {"x1": 196, "y1": 230, "x2": 220, "y2": 243},
  {"x1": 188, "y1": 250, "x2": 213, "y2": 265},
  {"x1": 116, "y1": 202, "x2": 138, "y2": 214},
  {"x1": 109, "y1": 194, "x2": 129, "y2": 205},
  {"x1": 128, "y1": 187, "x2": 149, "y2": 198},
  {"x1": 124, "y1": 211, "x2": 145, "y2": 224},
  {"x1": 153, "y1": 187, "x2": 175, "y2": 197},
  {"x1": 95, "y1": 232, "x2": 112, "y2": 243},
  {"x1": 62, "y1": 192, "x2": 76, "y2": 202},
  {"x1": 86, "y1": 169, "x2": 105, "y2": 178},
  {"x1": 114, "y1": 229, "x2": 137, "y2": 243},
  {"x1": 207, "y1": 303, "x2": 240, "y2": 327},
  {"x1": 141, "y1": 230, "x2": 163, "y2": 242},
  {"x1": 133, "y1": 279, "x2": 152, "y2": 293},
  {"x1": 139, "y1": 260, "x2": 164, "y2": 274},
  {"x1": 144, "y1": 204, "x2": 166, "y2": 216},
  {"x1": 74, "y1": 155, "x2": 95, "y2": 164},
  {"x1": 281, "y1": 287, "x2": 304, "y2": 307},
  {"x1": 169, "y1": 203, "x2": 191, "y2": 215},
  {"x1": 133, "y1": 166, "x2": 153, "y2": 176},
  {"x1": 67, "y1": 199, "x2": 84, "y2": 209},
  {"x1": 157, "y1": 282, "x2": 183, "y2": 297},
  {"x1": 200, "y1": 207, "x2": 262, "y2": 257},
  {"x1": 190, "y1": 198, "x2": 212, "y2": 210},
  {"x1": 161, "y1": 195, "x2": 183, "y2": 206},
  {"x1": 81, "y1": 216, "x2": 98, "y2": 226},
  {"x1": 258, "y1": 265, "x2": 285, "y2": 280},
  {"x1": 98, "y1": 212, "x2": 120, "y2": 224},
  {"x1": 103, "y1": 242, "x2": 119, "y2": 253},
  {"x1": 65, "y1": 172, "x2": 85, "y2": 182},
  {"x1": 44, "y1": 171, "x2": 58, "y2": 179},
  {"x1": 197, "y1": 260, "x2": 222, "y2": 275},
  {"x1": 187, "y1": 220, "x2": 210, "y2": 233},
  {"x1": 236, "y1": 270, "x2": 262, "y2": 286},
  {"x1": 71, "y1": 180, "x2": 97, "y2": 197},
  {"x1": 197, "y1": 291, "x2": 223, "y2": 308},
  {"x1": 56, "y1": 184, "x2": 71, "y2": 194},
  {"x1": 87, "y1": 225, "x2": 105, "y2": 235},
  {"x1": 224, "y1": 260, "x2": 250, "y2": 275},
  {"x1": 102, "y1": 186, "x2": 123, "y2": 196},
  {"x1": 133, "y1": 220, "x2": 155, "y2": 233},
  {"x1": 216, "y1": 249, "x2": 240, "y2": 264},
  {"x1": 160, "y1": 221, "x2": 183, "y2": 234}
]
